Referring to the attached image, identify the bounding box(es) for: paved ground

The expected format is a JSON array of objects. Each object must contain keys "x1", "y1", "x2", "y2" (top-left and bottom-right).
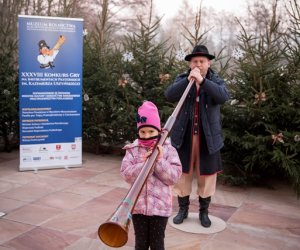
[{"x1": 0, "y1": 150, "x2": 299, "y2": 250}]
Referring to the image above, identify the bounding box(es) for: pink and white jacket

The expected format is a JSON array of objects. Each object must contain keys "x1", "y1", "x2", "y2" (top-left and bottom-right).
[{"x1": 120, "y1": 138, "x2": 182, "y2": 217}]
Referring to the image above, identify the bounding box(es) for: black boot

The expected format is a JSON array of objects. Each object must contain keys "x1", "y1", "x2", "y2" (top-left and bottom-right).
[
  {"x1": 199, "y1": 196, "x2": 211, "y2": 228},
  {"x1": 173, "y1": 196, "x2": 190, "y2": 224}
]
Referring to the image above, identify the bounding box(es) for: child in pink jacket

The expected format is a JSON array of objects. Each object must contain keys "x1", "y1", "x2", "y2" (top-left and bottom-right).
[{"x1": 121, "y1": 101, "x2": 182, "y2": 250}]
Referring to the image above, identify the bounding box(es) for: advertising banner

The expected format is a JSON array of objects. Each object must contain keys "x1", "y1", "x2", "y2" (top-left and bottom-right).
[{"x1": 18, "y1": 15, "x2": 83, "y2": 171}]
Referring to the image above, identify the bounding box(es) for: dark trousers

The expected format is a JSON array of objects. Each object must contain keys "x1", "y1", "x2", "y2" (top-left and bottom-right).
[{"x1": 132, "y1": 214, "x2": 168, "y2": 250}]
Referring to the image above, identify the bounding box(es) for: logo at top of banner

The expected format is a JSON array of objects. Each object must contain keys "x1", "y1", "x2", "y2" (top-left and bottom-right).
[{"x1": 37, "y1": 35, "x2": 66, "y2": 69}]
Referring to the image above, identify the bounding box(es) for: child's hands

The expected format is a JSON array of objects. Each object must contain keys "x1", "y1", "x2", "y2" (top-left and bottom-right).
[
  {"x1": 142, "y1": 150, "x2": 152, "y2": 161},
  {"x1": 157, "y1": 145, "x2": 164, "y2": 159},
  {"x1": 142, "y1": 146, "x2": 163, "y2": 161}
]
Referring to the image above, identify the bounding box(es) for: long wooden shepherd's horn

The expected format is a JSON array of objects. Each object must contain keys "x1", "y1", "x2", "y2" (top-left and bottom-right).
[{"x1": 98, "y1": 79, "x2": 195, "y2": 248}]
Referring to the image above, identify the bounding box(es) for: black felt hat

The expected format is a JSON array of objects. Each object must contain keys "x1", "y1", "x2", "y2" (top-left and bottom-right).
[
  {"x1": 184, "y1": 45, "x2": 215, "y2": 61},
  {"x1": 38, "y1": 40, "x2": 50, "y2": 50}
]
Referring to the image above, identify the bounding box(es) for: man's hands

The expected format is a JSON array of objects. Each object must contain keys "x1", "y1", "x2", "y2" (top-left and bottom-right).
[{"x1": 188, "y1": 67, "x2": 203, "y2": 89}]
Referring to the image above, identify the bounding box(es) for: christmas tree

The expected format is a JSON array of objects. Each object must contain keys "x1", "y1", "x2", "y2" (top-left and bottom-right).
[
  {"x1": 118, "y1": 2, "x2": 173, "y2": 131},
  {"x1": 221, "y1": 1, "x2": 300, "y2": 196}
]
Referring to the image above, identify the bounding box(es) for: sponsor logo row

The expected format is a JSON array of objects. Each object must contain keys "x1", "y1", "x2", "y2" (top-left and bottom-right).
[
  {"x1": 22, "y1": 155, "x2": 80, "y2": 162},
  {"x1": 22, "y1": 143, "x2": 78, "y2": 153}
]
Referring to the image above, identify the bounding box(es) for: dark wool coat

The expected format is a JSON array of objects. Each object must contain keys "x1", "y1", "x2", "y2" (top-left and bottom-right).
[{"x1": 164, "y1": 68, "x2": 229, "y2": 174}]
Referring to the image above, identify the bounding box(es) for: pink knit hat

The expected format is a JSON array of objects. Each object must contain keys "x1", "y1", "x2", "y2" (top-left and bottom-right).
[{"x1": 137, "y1": 101, "x2": 161, "y2": 131}]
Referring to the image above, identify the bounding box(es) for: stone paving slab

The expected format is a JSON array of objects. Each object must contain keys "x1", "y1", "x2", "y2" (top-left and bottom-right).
[{"x1": 0, "y1": 150, "x2": 299, "y2": 250}]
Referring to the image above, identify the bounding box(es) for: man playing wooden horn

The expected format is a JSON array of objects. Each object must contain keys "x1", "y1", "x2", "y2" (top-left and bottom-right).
[{"x1": 165, "y1": 45, "x2": 229, "y2": 227}]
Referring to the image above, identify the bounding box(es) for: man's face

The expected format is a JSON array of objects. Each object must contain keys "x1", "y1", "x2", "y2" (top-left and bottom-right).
[
  {"x1": 189, "y1": 56, "x2": 211, "y2": 76},
  {"x1": 40, "y1": 47, "x2": 52, "y2": 56}
]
